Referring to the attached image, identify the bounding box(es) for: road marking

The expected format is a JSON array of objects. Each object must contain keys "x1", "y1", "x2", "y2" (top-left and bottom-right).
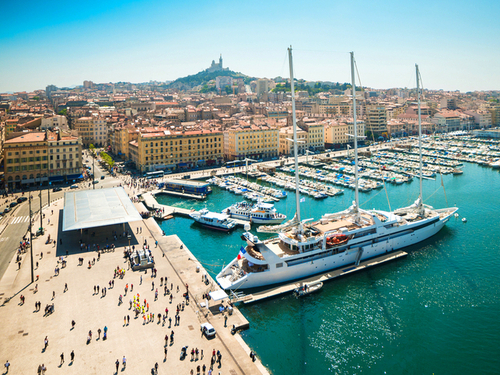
[
  {"x1": 11, "y1": 216, "x2": 29, "y2": 224},
  {"x1": 0, "y1": 237, "x2": 8, "y2": 242}
]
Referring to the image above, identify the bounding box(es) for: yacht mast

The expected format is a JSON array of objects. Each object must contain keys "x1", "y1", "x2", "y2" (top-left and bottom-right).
[
  {"x1": 351, "y1": 52, "x2": 360, "y2": 218},
  {"x1": 416, "y1": 64, "x2": 423, "y2": 214},
  {"x1": 288, "y1": 46, "x2": 301, "y2": 224}
]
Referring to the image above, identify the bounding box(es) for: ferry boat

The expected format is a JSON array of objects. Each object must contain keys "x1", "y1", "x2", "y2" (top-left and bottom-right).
[
  {"x1": 216, "y1": 50, "x2": 458, "y2": 291},
  {"x1": 222, "y1": 201, "x2": 286, "y2": 225},
  {"x1": 189, "y1": 208, "x2": 237, "y2": 232}
]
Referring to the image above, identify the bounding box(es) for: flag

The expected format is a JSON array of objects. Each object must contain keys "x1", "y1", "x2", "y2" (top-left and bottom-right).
[
  {"x1": 300, "y1": 197, "x2": 306, "y2": 203},
  {"x1": 237, "y1": 246, "x2": 246, "y2": 260}
]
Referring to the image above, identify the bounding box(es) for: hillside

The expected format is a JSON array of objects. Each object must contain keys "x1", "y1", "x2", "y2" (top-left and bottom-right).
[{"x1": 167, "y1": 69, "x2": 253, "y2": 90}]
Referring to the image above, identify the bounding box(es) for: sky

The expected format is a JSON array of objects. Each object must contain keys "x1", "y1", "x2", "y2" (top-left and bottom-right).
[{"x1": 1, "y1": 0, "x2": 499, "y2": 93}]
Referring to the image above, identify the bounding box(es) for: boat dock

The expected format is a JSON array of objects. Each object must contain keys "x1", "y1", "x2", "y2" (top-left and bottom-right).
[
  {"x1": 239, "y1": 251, "x2": 408, "y2": 304},
  {"x1": 141, "y1": 191, "x2": 250, "y2": 227}
]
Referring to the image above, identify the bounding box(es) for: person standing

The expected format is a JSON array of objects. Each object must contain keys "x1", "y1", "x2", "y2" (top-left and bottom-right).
[
  {"x1": 44, "y1": 336, "x2": 48, "y2": 350},
  {"x1": 115, "y1": 359, "x2": 119, "y2": 373},
  {"x1": 70, "y1": 351, "x2": 75, "y2": 362},
  {"x1": 122, "y1": 356, "x2": 126, "y2": 369},
  {"x1": 4, "y1": 360, "x2": 10, "y2": 373},
  {"x1": 60, "y1": 353, "x2": 64, "y2": 365}
]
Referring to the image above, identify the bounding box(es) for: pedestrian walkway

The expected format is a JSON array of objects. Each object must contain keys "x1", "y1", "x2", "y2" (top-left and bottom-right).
[{"x1": 0, "y1": 184, "x2": 269, "y2": 375}]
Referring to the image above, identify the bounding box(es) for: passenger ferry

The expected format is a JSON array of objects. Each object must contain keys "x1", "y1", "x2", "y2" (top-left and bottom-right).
[
  {"x1": 222, "y1": 201, "x2": 286, "y2": 225},
  {"x1": 189, "y1": 208, "x2": 237, "y2": 232}
]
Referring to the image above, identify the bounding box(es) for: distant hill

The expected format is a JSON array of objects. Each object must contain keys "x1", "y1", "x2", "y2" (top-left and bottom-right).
[{"x1": 167, "y1": 69, "x2": 254, "y2": 91}]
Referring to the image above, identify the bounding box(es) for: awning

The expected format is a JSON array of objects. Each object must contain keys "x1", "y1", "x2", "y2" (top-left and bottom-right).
[
  {"x1": 197, "y1": 160, "x2": 206, "y2": 164},
  {"x1": 209, "y1": 289, "x2": 228, "y2": 301},
  {"x1": 67, "y1": 174, "x2": 83, "y2": 180},
  {"x1": 178, "y1": 163, "x2": 188, "y2": 167},
  {"x1": 49, "y1": 176, "x2": 64, "y2": 182}
]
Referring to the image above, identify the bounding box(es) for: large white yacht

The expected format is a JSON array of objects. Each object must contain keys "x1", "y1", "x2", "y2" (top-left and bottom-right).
[{"x1": 216, "y1": 50, "x2": 458, "y2": 291}]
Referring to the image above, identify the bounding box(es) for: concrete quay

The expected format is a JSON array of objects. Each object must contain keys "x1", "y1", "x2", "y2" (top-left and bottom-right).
[{"x1": 0, "y1": 194, "x2": 268, "y2": 375}]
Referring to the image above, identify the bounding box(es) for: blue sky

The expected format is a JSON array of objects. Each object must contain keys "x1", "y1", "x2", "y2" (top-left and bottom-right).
[{"x1": 1, "y1": 0, "x2": 499, "y2": 93}]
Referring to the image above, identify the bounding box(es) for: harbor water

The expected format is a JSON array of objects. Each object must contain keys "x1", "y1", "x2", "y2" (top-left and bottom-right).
[{"x1": 157, "y1": 162, "x2": 500, "y2": 374}]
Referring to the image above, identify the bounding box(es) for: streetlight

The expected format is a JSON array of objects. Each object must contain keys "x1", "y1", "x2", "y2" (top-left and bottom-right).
[{"x1": 28, "y1": 189, "x2": 34, "y2": 283}]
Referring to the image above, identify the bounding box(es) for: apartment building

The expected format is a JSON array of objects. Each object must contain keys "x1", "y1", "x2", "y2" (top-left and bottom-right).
[
  {"x1": 4, "y1": 132, "x2": 49, "y2": 190},
  {"x1": 324, "y1": 119, "x2": 365, "y2": 147},
  {"x1": 130, "y1": 129, "x2": 223, "y2": 173},
  {"x1": 365, "y1": 105, "x2": 388, "y2": 136},
  {"x1": 431, "y1": 111, "x2": 461, "y2": 132},
  {"x1": 298, "y1": 121, "x2": 325, "y2": 152},
  {"x1": 279, "y1": 126, "x2": 308, "y2": 156},
  {"x1": 47, "y1": 132, "x2": 83, "y2": 182},
  {"x1": 41, "y1": 115, "x2": 68, "y2": 130},
  {"x1": 74, "y1": 116, "x2": 107, "y2": 147},
  {"x1": 224, "y1": 123, "x2": 279, "y2": 161}
]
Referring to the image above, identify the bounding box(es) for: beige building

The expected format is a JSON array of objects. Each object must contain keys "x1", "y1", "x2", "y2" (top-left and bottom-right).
[
  {"x1": 224, "y1": 123, "x2": 279, "y2": 161},
  {"x1": 47, "y1": 132, "x2": 83, "y2": 182},
  {"x1": 74, "y1": 116, "x2": 107, "y2": 147},
  {"x1": 299, "y1": 122, "x2": 325, "y2": 152},
  {"x1": 4, "y1": 132, "x2": 49, "y2": 190},
  {"x1": 279, "y1": 126, "x2": 308, "y2": 156},
  {"x1": 365, "y1": 105, "x2": 388, "y2": 136},
  {"x1": 130, "y1": 129, "x2": 224, "y2": 173},
  {"x1": 41, "y1": 115, "x2": 68, "y2": 130},
  {"x1": 324, "y1": 119, "x2": 365, "y2": 147}
]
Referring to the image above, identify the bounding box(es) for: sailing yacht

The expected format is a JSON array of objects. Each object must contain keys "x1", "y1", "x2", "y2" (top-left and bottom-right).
[{"x1": 216, "y1": 51, "x2": 458, "y2": 290}]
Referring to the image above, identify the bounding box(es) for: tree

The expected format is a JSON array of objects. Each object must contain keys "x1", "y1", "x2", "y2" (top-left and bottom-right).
[
  {"x1": 89, "y1": 144, "x2": 95, "y2": 151},
  {"x1": 58, "y1": 109, "x2": 67, "y2": 116}
]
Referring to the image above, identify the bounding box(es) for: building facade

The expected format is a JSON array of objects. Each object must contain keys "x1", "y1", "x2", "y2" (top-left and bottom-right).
[
  {"x1": 4, "y1": 132, "x2": 49, "y2": 190},
  {"x1": 74, "y1": 116, "x2": 107, "y2": 147},
  {"x1": 224, "y1": 124, "x2": 279, "y2": 161}
]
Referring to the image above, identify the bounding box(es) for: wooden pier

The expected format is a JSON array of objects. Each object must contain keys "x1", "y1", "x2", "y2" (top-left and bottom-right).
[{"x1": 240, "y1": 250, "x2": 408, "y2": 304}]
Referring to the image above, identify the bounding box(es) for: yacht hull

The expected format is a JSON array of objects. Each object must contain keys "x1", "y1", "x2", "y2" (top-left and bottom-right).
[{"x1": 217, "y1": 209, "x2": 457, "y2": 290}]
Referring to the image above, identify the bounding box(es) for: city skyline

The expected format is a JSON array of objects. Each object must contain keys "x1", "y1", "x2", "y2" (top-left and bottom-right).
[{"x1": 1, "y1": 0, "x2": 499, "y2": 93}]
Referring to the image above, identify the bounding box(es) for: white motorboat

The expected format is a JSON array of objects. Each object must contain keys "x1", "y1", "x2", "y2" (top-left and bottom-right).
[
  {"x1": 216, "y1": 50, "x2": 457, "y2": 291},
  {"x1": 189, "y1": 208, "x2": 237, "y2": 232},
  {"x1": 222, "y1": 200, "x2": 286, "y2": 225},
  {"x1": 293, "y1": 281, "x2": 323, "y2": 297}
]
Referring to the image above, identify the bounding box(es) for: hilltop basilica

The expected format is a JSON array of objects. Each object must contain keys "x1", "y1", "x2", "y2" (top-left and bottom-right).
[{"x1": 205, "y1": 55, "x2": 229, "y2": 73}]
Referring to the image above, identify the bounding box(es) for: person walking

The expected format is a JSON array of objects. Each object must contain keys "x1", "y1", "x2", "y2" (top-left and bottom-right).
[
  {"x1": 44, "y1": 336, "x2": 48, "y2": 350},
  {"x1": 122, "y1": 356, "x2": 126, "y2": 369},
  {"x1": 164, "y1": 347, "x2": 168, "y2": 360},
  {"x1": 4, "y1": 360, "x2": 10, "y2": 373},
  {"x1": 70, "y1": 351, "x2": 75, "y2": 362},
  {"x1": 97, "y1": 328, "x2": 101, "y2": 339},
  {"x1": 60, "y1": 353, "x2": 64, "y2": 365},
  {"x1": 115, "y1": 359, "x2": 119, "y2": 373}
]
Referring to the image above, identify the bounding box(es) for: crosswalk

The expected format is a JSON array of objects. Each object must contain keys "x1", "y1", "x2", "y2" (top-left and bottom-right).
[{"x1": 10, "y1": 216, "x2": 31, "y2": 225}]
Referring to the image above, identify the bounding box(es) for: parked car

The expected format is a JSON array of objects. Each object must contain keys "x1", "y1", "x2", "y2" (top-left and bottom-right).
[
  {"x1": 17, "y1": 197, "x2": 28, "y2": 203},
  {"x1": 4, "y1": 207, "x2": 11, "y2": 214},
  {"x1": 52, "y1": 187, "x2": 63, "y2": 192},
  {"x1": 100, "y1": 175, "x2": 105, "y2": 180},
  {"x1": 9, "y1": 201, "x2": 18, "y2": 207},
  {"x1": 200, "y1": 323, "x2": 216, "y2": 338},
  {"x1": 70, "y1": 184, "x2": 78, "y2": 189},
  {"x1": 93, "y1": 180, "x2": 99, "y2": 184}
]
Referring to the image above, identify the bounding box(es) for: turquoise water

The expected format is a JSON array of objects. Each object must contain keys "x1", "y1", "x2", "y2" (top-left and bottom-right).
[{"x1": 157, "y1": 163, "x2": 500, "y2": 375}]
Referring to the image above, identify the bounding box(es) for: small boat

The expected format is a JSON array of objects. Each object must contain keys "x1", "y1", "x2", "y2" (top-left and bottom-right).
[
  {"x1": 189, "y1": 208, "x2": 237, "y2": 232},
  {"x1": 293, "y1": 281, "x2": 323, "y2": 297}
]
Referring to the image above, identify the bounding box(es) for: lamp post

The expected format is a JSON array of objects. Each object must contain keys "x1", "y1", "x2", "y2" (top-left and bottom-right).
[
  {"x1": 39, "y1": 173, "x2": 43, "y2": 234},
  {"x1": 93, "y1": 149, "x2": 95, "y2": 190},
  {"x1": 28, "y1": 190, "x2": 34, "y2": 283}
]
